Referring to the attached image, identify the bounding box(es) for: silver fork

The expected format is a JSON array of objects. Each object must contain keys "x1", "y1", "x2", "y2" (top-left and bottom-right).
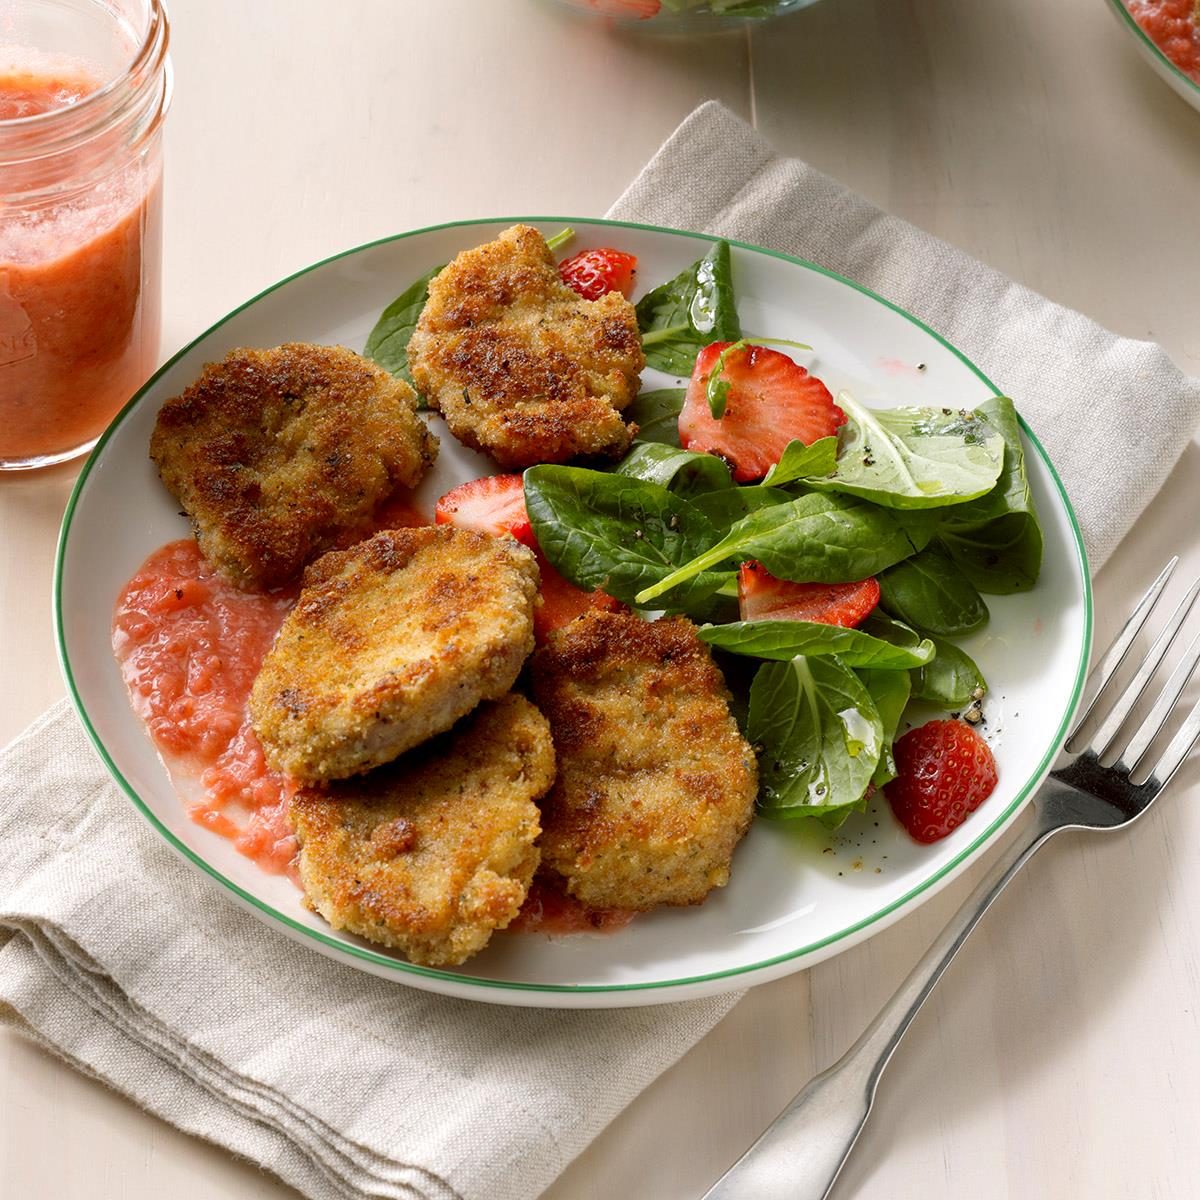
[{"x1": 702, "y1": 558, "x2": 1200, "y2": 1200}]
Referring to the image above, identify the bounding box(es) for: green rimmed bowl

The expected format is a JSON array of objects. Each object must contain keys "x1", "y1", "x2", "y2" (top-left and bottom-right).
[
  {"x1": 1105, "y1": 0, "x2": 1200, "y2": 112},
  {"x1": 547, "y1": 0, "x2": 820, "y2": 32},
  {"x1": 55, "y1": 217, "x2": 1091, "y2": 1007}
]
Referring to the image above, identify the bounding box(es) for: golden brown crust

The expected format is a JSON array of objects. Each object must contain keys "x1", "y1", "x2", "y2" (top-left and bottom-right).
[
  {"x1": 530, "y1": 610, "x2": 758, "y2": 911},
  {"x1": 290, "y1": 694, "x2": 556, "y2": 967},
  {"x1": 407, "y1": 225, "x2": 643, "y2": 469},
  {"x1": 150, "y1": 344, "x2": 438, "y2": 588},
  {"x1": 249, "y1": 526, "x2": 539, "y2": 783}
]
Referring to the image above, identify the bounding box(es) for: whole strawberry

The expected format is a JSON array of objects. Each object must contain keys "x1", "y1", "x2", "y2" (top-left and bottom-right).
[{"x1": 885, "y1": 719, "x2": 998, "y2": 844}]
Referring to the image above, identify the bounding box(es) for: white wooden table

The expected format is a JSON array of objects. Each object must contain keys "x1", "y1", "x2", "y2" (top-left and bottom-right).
[{"x1": 3, "y1": 0, "x2": 1199, "y2": 1196}]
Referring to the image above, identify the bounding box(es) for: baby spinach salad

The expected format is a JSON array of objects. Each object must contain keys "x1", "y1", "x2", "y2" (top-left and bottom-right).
[{"x1": 366, "y1": 233, "x2": 1044, "y2": 832}]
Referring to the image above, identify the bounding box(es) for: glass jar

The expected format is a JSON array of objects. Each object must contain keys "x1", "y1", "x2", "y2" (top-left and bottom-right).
[
  {"x1": 0, "y1": 0, "x2": 171, "y2": 470},
  {"x1": 549, "y1": 0, "x2": 823, "y2": 32}
]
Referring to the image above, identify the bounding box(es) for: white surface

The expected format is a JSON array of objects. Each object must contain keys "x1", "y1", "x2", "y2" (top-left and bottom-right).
[
  {"x1": 2, "y1": 0, "x2": 1199, "y2": 1193},
  {"x1": 58, "y1": 218, "x2": 1087, "y2": 1004}
]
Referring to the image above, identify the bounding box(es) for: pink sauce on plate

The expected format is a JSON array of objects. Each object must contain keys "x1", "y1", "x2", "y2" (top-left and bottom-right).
[{"x1": 112, "y1": 539, "x2": 299, "y2": 875}]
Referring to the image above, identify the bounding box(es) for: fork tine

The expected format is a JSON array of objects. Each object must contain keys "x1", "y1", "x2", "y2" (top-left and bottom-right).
[
  {"x1": 1121, "y1": 629, "x2": 1200, "y2": 773},
  {"x1": 1066, "y1": 557, "x2": 1178, "y2": 750},
  {"x1": 1091, "y1": 575, "x2": 1200, "y2": 758},
  {"x1": 1143, "y1": 691, "x2": 1200, "y2": 790}
]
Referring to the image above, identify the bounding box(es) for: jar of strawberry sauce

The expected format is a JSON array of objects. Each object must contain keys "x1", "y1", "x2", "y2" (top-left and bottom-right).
[{"x1": 0, "y1": 0, "x2": 170, "y2": 470}]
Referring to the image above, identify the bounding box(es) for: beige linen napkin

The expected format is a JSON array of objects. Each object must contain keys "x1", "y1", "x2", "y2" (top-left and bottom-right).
[{"x1": 3, "y1": 102, "x2": 1199, "y2": 1200}]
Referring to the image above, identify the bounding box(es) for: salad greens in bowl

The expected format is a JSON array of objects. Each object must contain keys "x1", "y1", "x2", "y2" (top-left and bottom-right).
[{"x1": 550, "y1": 0, "x2": 822, "y2": 31}]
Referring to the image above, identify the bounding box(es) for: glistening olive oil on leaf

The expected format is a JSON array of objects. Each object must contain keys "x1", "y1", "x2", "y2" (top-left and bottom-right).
[
  {"x1": 746, "y1": 654, "x2": 884, "y2": 828},
  {"x1": 860, "y1": 667, "x2": 913, "y2": 787},
  {"x1": 806, "y1": 393, "x2": 1005, "y2": 509},
  {"x1": 636, "y1": 239, "x2": 742, "y2": 376},
  {"x1": 614, "y1": 441, "x2": 733, "y2": 499}
]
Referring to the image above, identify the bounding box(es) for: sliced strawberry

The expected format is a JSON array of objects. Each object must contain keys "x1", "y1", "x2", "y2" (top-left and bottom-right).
[
  {"x1": 436, "y1": 475, "x2": 619, "y2": 637},
  {"x1": 535, "y1": 551, "x2": 624, "y2": 641},
  {"x1": 738, "y1": 561, "x2": 879, "y2": 628},
  {"x1": 435, "y1": 475, "x2": 534, "y2": 545},
  {"x1": 585, "y1": 0, "x2": 662, "y2": 18},
  {"x1": 559, "y1": 248, "x2": 638, "y2": 301},
  {"x1": 885, "y1": 720, "x2": 998, "y2": 844},
  {"x1": 679, "y1": 342, "x2": 845, "y2": 482}
]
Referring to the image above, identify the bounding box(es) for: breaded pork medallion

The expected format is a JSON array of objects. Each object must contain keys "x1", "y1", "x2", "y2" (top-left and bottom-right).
[
  {"x1": 407, "y1": 224, "x2": 644, "y2": 468},
  {"x1": 531, "y1": 610, "x2": 758, "y2": 911},
  {"x1": 249, "y1": 525, "x2": 539, "y2": 783},
  {"x1": 290, "y1": 694, "x2": 555, "y2": 967},
  {"x1": 151, "y1": 343, "x2": 438, "y2": 589}
]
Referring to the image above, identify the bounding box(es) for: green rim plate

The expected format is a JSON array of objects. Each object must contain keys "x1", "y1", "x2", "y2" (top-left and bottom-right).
[{"x1": 54, "y1": 215, "x2": 1093, "y2": 998}]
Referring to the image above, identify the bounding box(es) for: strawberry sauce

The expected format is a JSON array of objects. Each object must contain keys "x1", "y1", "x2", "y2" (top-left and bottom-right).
[
  {"x1": 112, "y1": 540, "x2": 299, "y2": 874},
  {"x1": 1, "y1": 69, "x2": 163, "y2": 465}
]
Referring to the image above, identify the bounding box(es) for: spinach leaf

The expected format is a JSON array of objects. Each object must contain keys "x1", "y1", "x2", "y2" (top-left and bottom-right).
[
  {"x1": 364, "y1": 264, "x2": 443, "y2": 386},
  {"x1": 878, "y1": 544, "x2": 989, "y2": 636},
  {"x1": 910, "y1": 636, "x2": 987, "y2": 707},
  {"x1": 635, "y1": 492, "x2": 922, "y2": 606},
  {"x1": 938, "y1": 397, "x2": 1044, "y2": 593},
  {"x1": 859, "y1": 667, "x2": 912, "y2": 787},
  {"x1": 689, "y1": 484, "x2": 792, "y2": 533},
  {"x1": 614, "y1": 442, "x2": 732, "y2": 498},
  {"x1": 627, "y1": 388, "x2": 686, "y2": 446},
  {"x1": 806, "y1": 393, "x2": 1005, "y2": 509},
  {"x1": 698, "y1": 613, "x2": 934, "y2": 670},
  {"x1": 746, "y1": 655, "x2": 883, "y2": 827},
  {"x1": 761, "y1": 436, "x2": 839, "y2": 486},
  {"x1": 636, "y1": 240, "x2": 742, "y2": 376},
  {"x1": 523, "y1": 465, "x2": 726, "y2": 611}
]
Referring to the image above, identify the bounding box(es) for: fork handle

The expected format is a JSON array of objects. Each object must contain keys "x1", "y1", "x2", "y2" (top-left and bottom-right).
[{"x1": 701, "y1": 800, "x2": 1067, "y2": 1200}]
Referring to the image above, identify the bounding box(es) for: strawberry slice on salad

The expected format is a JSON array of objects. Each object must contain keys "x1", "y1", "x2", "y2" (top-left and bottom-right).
[
  {"x1": 558, "y1": 247, "x2": 639, "y2": 300},
  {"x1": 435, "y1": 474, "x2": 535, "y2": 546},
  {"x1": 435, "y1": 474, "x2": 620, "y2": 639},
  {"x1": 885, "y1": 719, "x2": 998, "y2": 844},
  {"x1": 679, "y1": 342, "x2": 845, "y2": 482},
  {"x1": 738, "y1": 562, "x2": 880, "y2": 628}
]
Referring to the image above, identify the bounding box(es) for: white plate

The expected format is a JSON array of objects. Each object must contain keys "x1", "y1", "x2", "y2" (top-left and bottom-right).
[
  {"x1": 1105, "y1": 0, "x2": 1200, "y2": 113},
  {"x1": 55, "y1": 217, "x2": 1092, "y2": 1008}
]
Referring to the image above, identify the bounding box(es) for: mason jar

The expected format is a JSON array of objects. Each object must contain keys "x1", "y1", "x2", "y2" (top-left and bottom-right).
[{"x1": 0, "y1": 0, "x2": 171, "y2": 470}]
